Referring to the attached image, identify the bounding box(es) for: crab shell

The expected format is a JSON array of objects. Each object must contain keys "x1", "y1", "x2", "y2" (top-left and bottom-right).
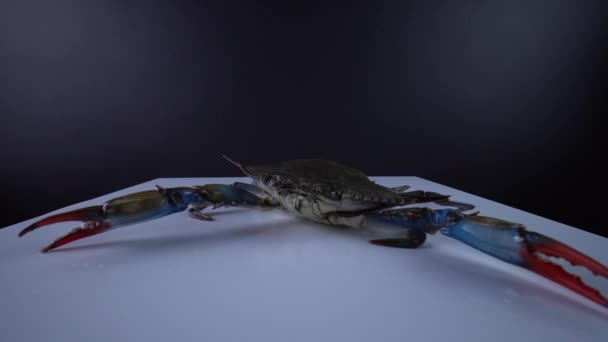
[{"x1": 239, "y1": 159, "x2": 413, "y2": 225}]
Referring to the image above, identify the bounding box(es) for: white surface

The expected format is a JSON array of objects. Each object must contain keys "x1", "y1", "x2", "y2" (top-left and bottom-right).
[{"x1": 1, "y1": 177, "x2": 607, "y2": 342}]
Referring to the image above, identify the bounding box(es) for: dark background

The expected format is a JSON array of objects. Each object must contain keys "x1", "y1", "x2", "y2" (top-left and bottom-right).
[{"x1": 1, "y1": 1, "x2": 606, "y2": 236}]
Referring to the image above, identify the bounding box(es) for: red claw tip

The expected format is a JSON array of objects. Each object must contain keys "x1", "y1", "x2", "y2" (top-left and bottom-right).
[{"x1": 524, "y1": 232, "x2": 608, "y2": 307}]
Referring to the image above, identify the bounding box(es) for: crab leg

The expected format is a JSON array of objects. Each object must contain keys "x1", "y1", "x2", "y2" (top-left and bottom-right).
[
  {"x1": 14, "y1": 184, "x2": 274, "y2": 252},
  {"x1": 367, "y1": 208, "x2": 608, "y2": 307}
]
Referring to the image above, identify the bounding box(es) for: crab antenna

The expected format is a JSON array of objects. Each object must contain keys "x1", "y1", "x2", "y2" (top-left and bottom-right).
[{"x1": 222, "y1": 155, "x2": 251, "y2": 176}]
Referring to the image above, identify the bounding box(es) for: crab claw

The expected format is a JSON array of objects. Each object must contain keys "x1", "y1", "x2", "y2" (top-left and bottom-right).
[
  {"x1": 39, "y1": 222, "x2": 112, "y2": 253},
  {"x1": 441, "y1": 215, "x2": 608, "y2": 307},
  {"x1": 14, "y1": 184, "x2": 277, "y2": 252},
  {"x1": 19, "y1": 206, "x2": 105, "y2": 238},
  {"x1": 17, "y1": 187, "x2": 206, "y2": 252},
  {"x1": 521, "y1": 231, "x2": 608, "y2": 305}
]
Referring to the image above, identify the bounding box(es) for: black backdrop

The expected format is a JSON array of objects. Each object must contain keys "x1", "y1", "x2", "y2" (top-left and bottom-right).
[{"x1": 1, "y1": 1, "x2": 607, "y2": 237}]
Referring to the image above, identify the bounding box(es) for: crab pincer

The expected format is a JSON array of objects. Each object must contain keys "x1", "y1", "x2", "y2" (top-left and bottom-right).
[
  {"x1": 368, "y1": 208, "x2": 608, "y2": 307},
  {"x1": 442, "y1": 215, "x2": 608, "y2": 307},
  {"x1": 18, "y1": 187, "x2": 201, "y2": 252},
  {"x1": 17, "y1": 184, "x2": 274, "y2": 253}
]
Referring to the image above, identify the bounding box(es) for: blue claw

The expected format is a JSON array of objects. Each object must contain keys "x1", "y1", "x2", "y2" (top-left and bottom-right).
[
  {"x1": 18, "y1": 183, "x2": 273, "y2": 252},
  {"x1": 439, "y1": 215, "x2": 525, "y2": 265},
  {"x1": 369, "y1": 208, "x2": 608, "y2": 307},
  {"x1": 441, "y1": 215, "x2": 608, "y2": 307}
]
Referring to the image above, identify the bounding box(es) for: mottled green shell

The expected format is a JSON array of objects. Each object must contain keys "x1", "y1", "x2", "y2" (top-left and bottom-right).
[{"x1": 247, "y1": 159, "x2": 404, "y2": 204}]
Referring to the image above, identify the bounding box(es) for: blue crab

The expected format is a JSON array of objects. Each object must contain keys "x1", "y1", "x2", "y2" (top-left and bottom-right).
[{"x1": 6, "y1": 156, "x2": 608, "y2": 307}]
